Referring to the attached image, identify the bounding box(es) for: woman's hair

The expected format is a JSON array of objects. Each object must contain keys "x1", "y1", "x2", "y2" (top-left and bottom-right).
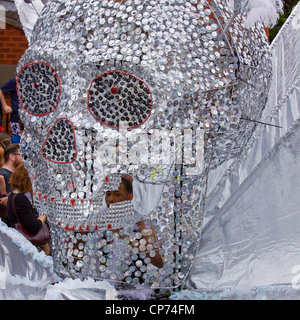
[
  {"x1": 0, "y1": 148, "x2": 4, "y2": 165},
  {"x1": 4, "y1": 143, "x2": 19, "y2": 163},
  {"x1": 121, "y1": 176, "x2": 133, "y2": 195},
  {"x1": 0, "y1": 132, "x2": 11, "y2": 164},
  {"x1": 0, "y1": 132, "x2": 11, "y2": 149},
  {"x1": 9, "y1": 163, "x2": 33, "y2": 195}
]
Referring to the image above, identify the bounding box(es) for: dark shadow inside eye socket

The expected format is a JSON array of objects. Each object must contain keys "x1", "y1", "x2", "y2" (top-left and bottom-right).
[
  {"x1": 17, "y1": 62, "x2": 61, "y2": 117},
  {"x1": 87, "y1": 71, "x2": 152, "y2": 129}
]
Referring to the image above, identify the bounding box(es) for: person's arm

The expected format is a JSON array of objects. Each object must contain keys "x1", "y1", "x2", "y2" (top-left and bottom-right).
[
  {"x1": 14, "y1": 194, "x2": 43, "y2": 234},
  {"x1": 0, "y1": 175, "x2": 8, "y2": 207},
  {"x1": 136, "y1": 220, "x2": 164, "y2": 268},
  {"x1": 0, "y1": 175, "x2": 6, "y2": 196},
  {"x1": 37, "y1": 214, "x2": 47, "y2": 224},
  {"x1": 0, "y1": 89, "x2": 12, "y2": 114}
]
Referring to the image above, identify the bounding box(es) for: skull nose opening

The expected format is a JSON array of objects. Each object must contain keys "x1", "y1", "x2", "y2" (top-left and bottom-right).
[{"x1": 42, "y1": 117, "x2": 77, "y2": 163}]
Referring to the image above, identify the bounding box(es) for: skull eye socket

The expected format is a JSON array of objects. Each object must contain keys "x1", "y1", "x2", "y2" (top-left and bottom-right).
[
  {"x1": 17, "y1": 62, "x2": 61, "y2": 116},
  {"x1": 87, "y1": 71, "x2": 152, "y2": 129}
]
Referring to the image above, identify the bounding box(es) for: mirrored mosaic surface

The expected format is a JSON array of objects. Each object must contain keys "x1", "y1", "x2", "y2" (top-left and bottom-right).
[{"x1": 16, "y1": 0, "x2": 272, "y2": 289}]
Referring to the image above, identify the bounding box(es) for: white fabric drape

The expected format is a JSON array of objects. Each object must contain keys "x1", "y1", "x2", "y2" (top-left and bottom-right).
[{"x1": 178, "y1": 3, "x2": 300, "y2": 300}]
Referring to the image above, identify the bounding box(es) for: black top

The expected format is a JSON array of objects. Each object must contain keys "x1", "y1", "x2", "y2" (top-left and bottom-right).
[
  {"x1": 0, "y1": 168, "x2": 12, "y2": 193},
  {"x1": 7, "y1": 192, "x2": 42, "y2": 234},
  {"x1": 0, "y1": 78, "x2": 20, "y2": 123}
]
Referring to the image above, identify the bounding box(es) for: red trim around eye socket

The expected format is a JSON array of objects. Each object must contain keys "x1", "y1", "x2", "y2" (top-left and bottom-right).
[
  {"x1": 16, "y1": 62, "x2": 61, "y2": 117},
  {"x1": 87, "y1": 70, "x2": 152, "y2": 130},
  {"x1": 41, "y1": 117, "x2": 77, "y2": 164}
]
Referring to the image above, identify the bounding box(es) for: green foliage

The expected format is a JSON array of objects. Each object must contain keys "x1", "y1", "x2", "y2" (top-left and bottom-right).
[{"x1": 269, "y1": 0, "x2": 299, "y2": 42}]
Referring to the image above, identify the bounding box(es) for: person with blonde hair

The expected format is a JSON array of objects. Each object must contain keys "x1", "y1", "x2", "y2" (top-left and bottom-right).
[{"x1": 7, "y1": 163, "x2": 50, "y2": 255}]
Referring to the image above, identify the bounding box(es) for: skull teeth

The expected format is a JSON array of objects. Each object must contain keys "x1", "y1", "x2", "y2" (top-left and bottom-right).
[{"x1": 41, "y1": 117, "x2": 77, "y2": 163}]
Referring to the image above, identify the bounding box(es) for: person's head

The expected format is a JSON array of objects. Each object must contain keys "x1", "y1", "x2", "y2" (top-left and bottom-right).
[
  {"x1": 0, "y1": 132, "x2": 11, "y2": 149},
  {"x1": 8, "y1": 163, "x2": 32, "y2": 195},
  {"x1": 105, "y1": 176, "x2": 133, "y2": 208},
  {"x1": 4, "y1": 144, "x2": 23, "y2": 167}
]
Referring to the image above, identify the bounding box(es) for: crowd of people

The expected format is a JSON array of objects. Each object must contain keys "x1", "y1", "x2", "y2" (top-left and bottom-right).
[
  {"x1": 0, "y1": 77, "x2": 50, "y2": 255},
  {"x1": 0, "y1": 138, "x2": 51, "y2": 254}
]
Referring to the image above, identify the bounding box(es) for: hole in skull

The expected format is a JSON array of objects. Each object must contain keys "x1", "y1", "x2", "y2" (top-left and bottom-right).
[
  {"x1": 42, "y1": 118, "x2": 77, "y2": 163},
  {"x1": 17, "y1": 62, "x2": 61, "y2": 116},
  {"x1": 87, "y1": 71, "x2": 152, "y2": 129}
]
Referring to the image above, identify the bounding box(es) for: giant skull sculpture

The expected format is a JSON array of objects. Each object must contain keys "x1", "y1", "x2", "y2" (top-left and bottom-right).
[{"x1": 16, "y1": 0, "x2": 272, "y2": 289}]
